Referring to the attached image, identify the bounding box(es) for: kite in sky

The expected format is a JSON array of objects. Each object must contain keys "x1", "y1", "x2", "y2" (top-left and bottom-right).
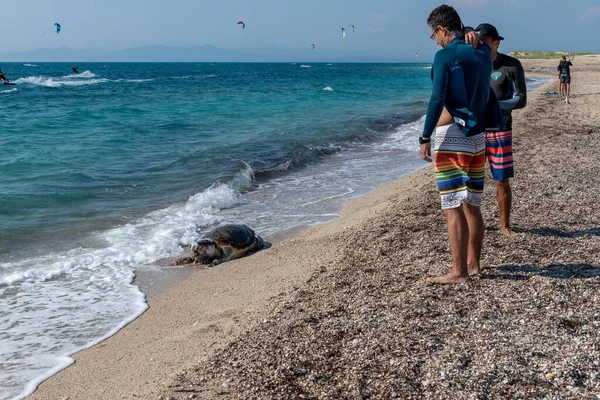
[
  {"x1": 237, "y1": 21, "x2": 245, "y2": 29},
  {"x1": 348, "y1": 24, "x2": 356, "y2": 33},
  {"x1": 54, "y1": 22, "x2": 61, "y2": 34},
  {"x1": 341, "y1": 27, "x2": 346, "y2": 38},
  {"x1": 311, "y1": 44, "x2": 316, "y2": 50}
]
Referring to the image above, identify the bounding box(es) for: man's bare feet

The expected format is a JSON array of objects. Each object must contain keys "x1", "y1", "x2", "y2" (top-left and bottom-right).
[
  {"x1": 426, "y1": 273, "x2": 469, "y2": 284},
  {"x1": 501, "y1": 226, "x2": 512, "y2": 236},
  {"x1": 468, "y1": 265, "x2": 481, "y2": 275}
]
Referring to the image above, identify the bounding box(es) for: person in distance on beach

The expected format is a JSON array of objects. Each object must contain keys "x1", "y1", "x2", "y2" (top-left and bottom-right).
[
  {"x1": 465, "y1": 23, "x2": 527, "y2": 236},
  {"x1": 419, "y1": 5, "x2": 493, "y2": 284},
  {"x1": 557, "y1": 55, "x2": 573, "y2": 103}
]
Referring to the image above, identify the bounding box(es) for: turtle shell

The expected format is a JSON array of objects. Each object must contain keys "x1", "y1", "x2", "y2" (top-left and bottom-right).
[{"x1": 204, "y1": 224, "x2": 262, "y2": 250}]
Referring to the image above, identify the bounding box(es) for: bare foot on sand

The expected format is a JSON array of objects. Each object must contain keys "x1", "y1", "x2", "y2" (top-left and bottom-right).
[
  {"x1": 426, "y1": 273, "x2": 469, "y2": 284},
  {"x1": 468, "y1": 265, "x2": 481, "y2": 275},
  {"x1": 501, "y1": 226, "x2": 512, "y2": 236}
]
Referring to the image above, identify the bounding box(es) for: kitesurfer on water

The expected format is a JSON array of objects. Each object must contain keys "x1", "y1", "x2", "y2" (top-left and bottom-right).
[
  {"x1": 72, "y1": 66, "x2": 80, "y2": 74},
  {"x1": 0, "y1": 69, "x2": 10, "y2": 84}
]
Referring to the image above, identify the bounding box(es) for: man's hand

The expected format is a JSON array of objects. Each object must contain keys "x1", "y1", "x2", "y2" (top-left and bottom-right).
[
  {"x1": 464, "y1": 30, "x2": 479, "y2": 47},
  {"x1": 420, "y1": 143, "x2": 432, "y2": 162}
]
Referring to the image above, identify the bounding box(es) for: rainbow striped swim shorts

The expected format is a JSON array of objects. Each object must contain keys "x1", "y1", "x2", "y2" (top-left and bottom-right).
[
  {"x1": 434, "y1": 124, "x2": 485, "y2": 210},
  {"x1": 485, "y1": 130, "x2": 514, "y2": 181}
]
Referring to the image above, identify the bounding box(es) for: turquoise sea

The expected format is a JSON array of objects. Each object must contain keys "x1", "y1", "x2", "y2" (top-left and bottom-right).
[{"x1": 0, "y1": 62, "x2": 548, "y2": 399}]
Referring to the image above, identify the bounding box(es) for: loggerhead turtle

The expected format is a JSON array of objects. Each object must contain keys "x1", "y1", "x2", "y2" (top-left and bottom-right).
[{"x1": 176, "y1": 224, "x2": 264, "y2": 267}]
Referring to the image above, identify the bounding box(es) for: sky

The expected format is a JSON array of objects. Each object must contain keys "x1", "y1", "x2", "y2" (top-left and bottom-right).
[{"x1": 1, "y1": 0, "x2": 598, "y2": 61}]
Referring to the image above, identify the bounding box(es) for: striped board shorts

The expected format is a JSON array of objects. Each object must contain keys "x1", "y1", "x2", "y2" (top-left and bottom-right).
[
  {"x1": 434, "y1": 124, "x2": 485, "y2": 210},
  {"x1": 485, "y1": 130, "x2": 514, "y2": 181}
]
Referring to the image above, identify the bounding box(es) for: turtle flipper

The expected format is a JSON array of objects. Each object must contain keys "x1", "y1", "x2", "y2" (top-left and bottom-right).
[
  {"x1": 174, "y1": 256, "x2": 195, "y2": 265},
  {"x1": 220, "y1": 246, "x2": 235, "y2": 262}
]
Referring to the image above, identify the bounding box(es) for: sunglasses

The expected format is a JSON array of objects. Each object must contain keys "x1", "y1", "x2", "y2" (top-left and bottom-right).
[{"x1": 430, "y1": 28, "x2": 438, "y2": 40}]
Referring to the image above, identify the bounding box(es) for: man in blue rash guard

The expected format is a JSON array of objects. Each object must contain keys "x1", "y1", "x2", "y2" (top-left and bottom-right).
[{"x1": 420, "y1": 5, "x2": 493, "y2": 284}]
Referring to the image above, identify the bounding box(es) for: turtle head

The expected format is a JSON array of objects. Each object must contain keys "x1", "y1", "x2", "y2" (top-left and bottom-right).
[{"x1": 191, "y1": 239, "x2": 219, "y2": 264}]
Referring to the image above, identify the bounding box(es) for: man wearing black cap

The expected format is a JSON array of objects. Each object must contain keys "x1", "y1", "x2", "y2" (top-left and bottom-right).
[{"x1": 470, "y1": 23, "x2": 527, "y2": 236}]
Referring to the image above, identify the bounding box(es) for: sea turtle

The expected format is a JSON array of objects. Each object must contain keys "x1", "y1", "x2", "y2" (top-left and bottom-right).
[{"x1": 176, "y1": 224, "x2": 264, "y2": 267}]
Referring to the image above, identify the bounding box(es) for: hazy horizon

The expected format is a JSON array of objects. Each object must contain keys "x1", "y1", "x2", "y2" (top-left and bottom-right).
[{"x1": 1, "y1": 0, "x2": 598, "y2": 63}]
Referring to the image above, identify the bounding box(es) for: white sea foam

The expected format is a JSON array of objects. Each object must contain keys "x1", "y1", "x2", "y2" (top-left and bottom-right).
[
  {"x1": 322, "y1": 86, "x2": 334, "y2": 91},
  {"x1": 376, "y1": 115, "x2": 426, "y2": 151},
  {"x1": 22, "y1": 63, "x2": 38, "y2": 67},
  {"x1": 1, "y1": 88, "x2": 17, "y2": 94},
  {"x1": 0, "y1": 182, "x2": 244, "y2": 400},
  {"x1": 300, "y1": 65, "x2": 311, "y2": 68},
  {"x1": 13, "y1": 75, "x2": 109, "y2": 87},
  {"x1": 69, "y1": 70, "x2": 96, "y2": 78}
]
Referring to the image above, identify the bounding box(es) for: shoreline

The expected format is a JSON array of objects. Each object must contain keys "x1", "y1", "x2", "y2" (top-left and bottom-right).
[{"x1": 27, "y1": 55, "x2": 600, "y2": 399}]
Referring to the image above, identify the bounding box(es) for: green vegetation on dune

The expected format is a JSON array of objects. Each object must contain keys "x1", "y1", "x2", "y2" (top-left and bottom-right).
[{"x1": 508, "y1": 51, "x2": 596, "y2": 59}]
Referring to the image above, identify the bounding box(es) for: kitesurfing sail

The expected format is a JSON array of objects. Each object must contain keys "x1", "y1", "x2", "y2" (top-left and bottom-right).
[
  {"x1": 348, "y1": 24, "x2": 356, "y2": 33},
  {"x1": 341, "y1": 27, "x2": 346, "y2": 38},
  {"x1": 311, "y1": 44, "x2": 316, "y2": 50},
  {"x1": 237, "y1": 21, "x2": 245, "y2": 29},
  {"x1": 54, "y1": 22, "x2": 61, "y2": 34}
]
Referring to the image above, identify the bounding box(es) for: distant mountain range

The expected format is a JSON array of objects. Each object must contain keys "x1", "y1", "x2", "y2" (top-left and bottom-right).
[{"x1": 0, "y1": 45, "x2": 410, "y2": 63}]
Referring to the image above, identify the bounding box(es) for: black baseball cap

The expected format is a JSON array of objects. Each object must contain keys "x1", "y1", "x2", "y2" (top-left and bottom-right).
[{"x1": 475, "y1": 23, "x2": 504, "y2": 41}]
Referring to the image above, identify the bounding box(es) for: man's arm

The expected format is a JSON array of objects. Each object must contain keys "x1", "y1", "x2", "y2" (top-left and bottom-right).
[
  {"x1": 512, "y1": 60, "x2": 527, "y2": 109},
  {"x1": 422, "y1": 52, "x2": 449, "y2": 139}
]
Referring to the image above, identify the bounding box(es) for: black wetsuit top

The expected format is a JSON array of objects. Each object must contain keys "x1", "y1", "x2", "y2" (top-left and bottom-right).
[
  {"x1": 557, "y1": 60, "x2": 572, "y2": 76},
  {"x1": 489, "y1": 53, "x2": 527, "y2": 131}
]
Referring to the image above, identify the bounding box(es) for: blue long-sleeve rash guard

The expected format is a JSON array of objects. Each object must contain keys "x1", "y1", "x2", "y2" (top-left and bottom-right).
[{"x1": 422, "y1": 38, "x2": 493, "y2": 138}]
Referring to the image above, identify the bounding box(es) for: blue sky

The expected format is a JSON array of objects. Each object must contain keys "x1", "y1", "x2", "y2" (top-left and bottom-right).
[{"x1": 1, "y1": 0, "x2": 598, "y2": 61}]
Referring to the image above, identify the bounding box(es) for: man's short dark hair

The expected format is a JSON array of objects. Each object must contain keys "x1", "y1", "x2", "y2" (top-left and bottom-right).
[{"x1": 427, "y1": 5, "x2": 462, "y2": 33}]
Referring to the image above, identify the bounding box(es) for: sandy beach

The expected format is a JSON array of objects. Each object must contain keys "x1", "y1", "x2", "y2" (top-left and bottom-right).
[{"x1": 28, "y1": 55, "x2": 600, "y2": 399}]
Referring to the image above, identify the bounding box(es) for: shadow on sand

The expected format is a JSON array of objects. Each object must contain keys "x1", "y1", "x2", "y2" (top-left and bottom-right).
[
  {"x1": 512, "y1": 227, "x2": 600, "y2": 238},
  {"x1": 481, "y1": 263, "x2": 600, "y2": 281}
]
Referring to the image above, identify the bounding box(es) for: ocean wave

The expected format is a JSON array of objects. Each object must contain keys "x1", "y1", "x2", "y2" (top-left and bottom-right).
[
  {"x1": 14, "y1": 75, "x2": 108, "y2": 87},
  {"x1": 1, "y1": 88, "x2": 17, "y2": 94},
  {"x1": 322, "y1": 86, "x2": 334, "y2": 91},
  {"x1": 300, "y1": 65, "x2": 311, "y2": 68},
  {"x1": 376, "y1": 115, "x2": 426, "y2": 151},
  {"x1": 254, "y1": 143, "x2": 343, "y2": 179},
  {"x1": 111, "y1": 78, "x2": 155, "y2": 83},
  {"x1": 0, "y1": 180, "x2": 246, "y2": 398},
  {"x1": 68, "y1": 70, "x2": 96, "y2": 78},
  {"x1": 22, "y1": 63, "x2": 39, "y2": 67},
  {"x1": 171, "y1": 74, "x2": 219, "y2": 80}
]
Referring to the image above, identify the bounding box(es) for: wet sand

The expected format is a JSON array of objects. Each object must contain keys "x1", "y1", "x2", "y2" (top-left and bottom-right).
[{"x1": 28, "y1": 55, "x2": 600, "y2": 399}]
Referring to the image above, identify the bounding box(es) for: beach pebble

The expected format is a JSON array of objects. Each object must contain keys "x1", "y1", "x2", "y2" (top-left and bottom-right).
[{"x1": 222, "y1": 382, "x2": 230, "y2": 388}]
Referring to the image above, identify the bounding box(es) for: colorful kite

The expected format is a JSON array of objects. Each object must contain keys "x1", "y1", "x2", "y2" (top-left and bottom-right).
[
  {"x1": 237, "y1": 21, "x2": 245, "y2": 29},
  {"x1": 54, "y1": 22, "x2": 61, "y2": 34}
]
